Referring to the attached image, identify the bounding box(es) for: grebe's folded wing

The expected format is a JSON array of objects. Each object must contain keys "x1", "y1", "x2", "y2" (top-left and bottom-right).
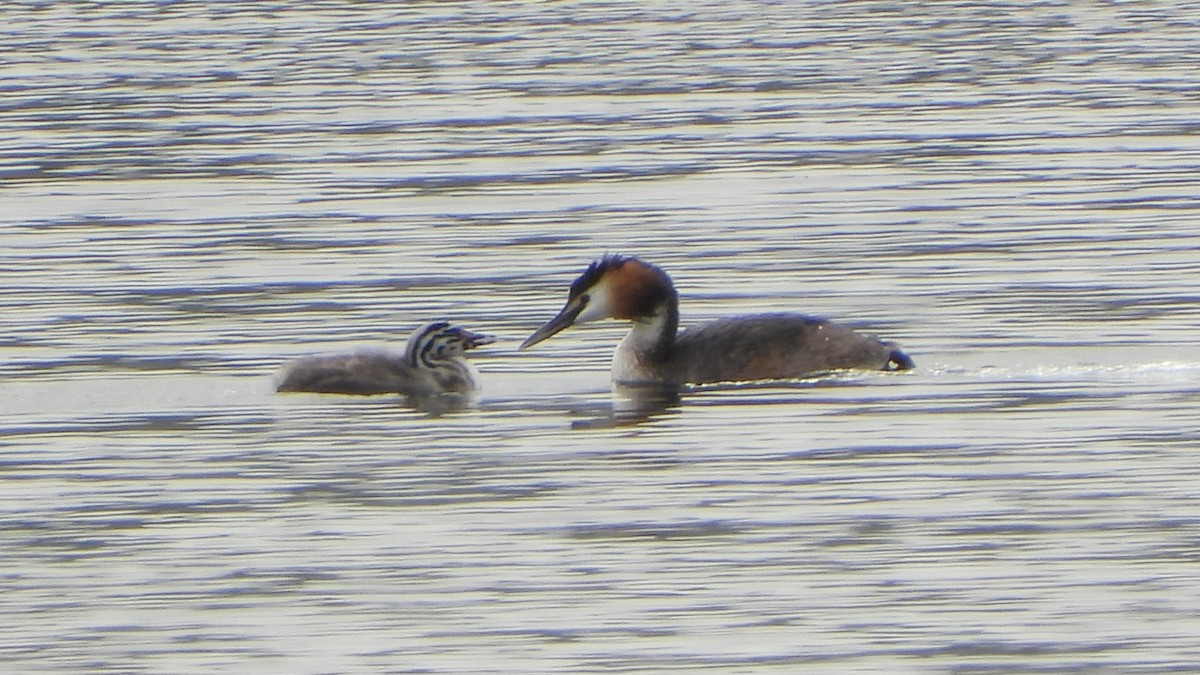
[{"x1": 672, "y1": 313, "x2": 911, "y2": 383}]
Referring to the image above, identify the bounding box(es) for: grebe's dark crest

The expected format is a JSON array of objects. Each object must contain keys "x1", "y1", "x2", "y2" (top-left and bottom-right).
[
  {"x1": 277, "y1": 321, "x2": 495, "y2": 396},
  {"x1": 520, "y1": 255, "x2": 913, "y2": 387}
]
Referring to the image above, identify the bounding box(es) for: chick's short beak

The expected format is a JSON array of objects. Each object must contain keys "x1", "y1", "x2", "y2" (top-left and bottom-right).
[
  {"x1": 458, "y1": 329, "x2": 497, "y2": 350},
  {"x1": 519, "y1": 299, "x2": 584, "y2": 350}
]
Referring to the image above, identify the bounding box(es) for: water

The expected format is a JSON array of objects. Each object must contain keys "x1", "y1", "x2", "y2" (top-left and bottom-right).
[{"x1": 3, "y1": 2, "x2": 1200, "y2": 672}]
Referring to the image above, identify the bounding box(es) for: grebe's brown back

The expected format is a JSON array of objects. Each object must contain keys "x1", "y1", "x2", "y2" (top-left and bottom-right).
[
  {"x1": 520, "y1": 255, "x2": 912, "y2": 387},
  {"x1": 277, "y1": 321, "x2": 494, "y2": 396}
]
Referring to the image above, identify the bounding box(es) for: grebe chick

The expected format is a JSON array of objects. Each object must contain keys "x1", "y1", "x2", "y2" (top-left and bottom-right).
[
  {"x1": 277, "y1": 321, "x2": 495, "y2": 396},
  {"x1": 520, "y1": 255, "x2": 913, "y2": 387}
]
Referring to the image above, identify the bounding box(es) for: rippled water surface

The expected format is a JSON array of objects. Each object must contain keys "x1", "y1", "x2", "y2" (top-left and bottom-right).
[{"x1": 3, "y1": 2, "x2": 1200, "y2": 672}]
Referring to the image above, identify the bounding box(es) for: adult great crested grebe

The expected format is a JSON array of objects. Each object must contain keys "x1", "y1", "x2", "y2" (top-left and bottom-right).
[
  {"x1": 277, "y1": 321, "x2": 494, "y2": 396},
  {"x1": 520, "y1": 255, "x2": 913, "y2": 387}
]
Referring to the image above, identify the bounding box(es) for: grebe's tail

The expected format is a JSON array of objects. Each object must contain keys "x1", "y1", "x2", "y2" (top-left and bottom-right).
[{"x1": 886, "y1": 348, "x2": 915, "y2": 371}]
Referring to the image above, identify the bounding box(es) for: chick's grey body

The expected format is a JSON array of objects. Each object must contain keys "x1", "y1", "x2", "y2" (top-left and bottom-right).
[
  {"x1": 276, "y1": 351, "x2": 475, "y2": 395},
  {"x1": 276, "y1": 322, "x2": 493, "y2": 396}
]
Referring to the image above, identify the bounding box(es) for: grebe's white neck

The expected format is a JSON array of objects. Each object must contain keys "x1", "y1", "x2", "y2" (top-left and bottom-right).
[{"x1": 611, "y1": 304, "x2": 678, "y2": 386}]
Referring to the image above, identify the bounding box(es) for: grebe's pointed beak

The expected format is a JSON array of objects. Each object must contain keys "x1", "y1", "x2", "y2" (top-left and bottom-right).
[{"x1": 520, "y1": 299, "x2": 584, "y2": 350}]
